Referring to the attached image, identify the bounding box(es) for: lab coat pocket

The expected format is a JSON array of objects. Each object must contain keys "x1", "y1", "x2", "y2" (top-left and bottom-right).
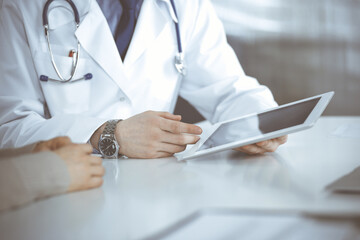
[{"x1": 33, "y1": 51, "x2": 92, "y2": 116}]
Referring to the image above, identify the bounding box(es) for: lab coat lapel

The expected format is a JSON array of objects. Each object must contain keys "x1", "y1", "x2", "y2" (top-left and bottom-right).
[
  {"x1": 124, "y1": 0, "x2": 168, "y2": 66},
  {"x1": 75, "y1": 0, "x2": 131, "y2": 99}
]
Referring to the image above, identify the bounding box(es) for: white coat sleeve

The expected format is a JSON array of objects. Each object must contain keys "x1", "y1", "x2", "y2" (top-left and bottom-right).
[
  {"x1": 0, "y1": 2, "x2": 106, "y2": 148},
  {"x1": 179, "y1": 0, "x2": 277, "y2": 124}
]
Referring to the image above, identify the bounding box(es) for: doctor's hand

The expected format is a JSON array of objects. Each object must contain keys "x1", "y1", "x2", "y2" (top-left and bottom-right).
[
  {"x1": 54, "y1": 143, "x2": 104, "y2": 192},
  {"x1": 116, "y1": 111, "x2": 202, "y2": 158},
  {"x1": 234, "y1": 135, "x2": 288, "y2": 155},
  {"x1": 91, "y1": 111, "x2": 202, "y2": 159}
]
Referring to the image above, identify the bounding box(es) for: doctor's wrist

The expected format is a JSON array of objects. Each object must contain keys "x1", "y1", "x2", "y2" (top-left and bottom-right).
[
  {"x1": 90, "y1": 123, "x2": 106, "y2": 151},
  {"x1": 115, "y1": 120, "x2": 125, "y2": 156}
]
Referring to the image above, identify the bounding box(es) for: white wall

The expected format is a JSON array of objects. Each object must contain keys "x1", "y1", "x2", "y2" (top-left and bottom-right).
[{"x1": 212, "y1": 0, "x2": 360, "y2": 115}]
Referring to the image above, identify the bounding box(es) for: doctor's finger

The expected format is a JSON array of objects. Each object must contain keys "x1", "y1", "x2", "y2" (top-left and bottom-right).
[
  {"x1": 162, "y1": 131, "x2": 200, "y2": 145},
  {"x1": 236, "y1": 144, "x2": 266, "y2": 155},
  {"x1": 256, "y1": 139, "x2": 281, "y2": 152},
  {"x1": 277, "y1": 135, "x2": 288, "y2": 144},
  {"x1": 159, "y1": 143, "x2": 187, "y2": 154},
  {"x1": 157, "y1": 112, "x2": 182, "y2": 121},
  {"x1": 161, "y1": 119, "x2": 202, "y2": 135},
  {"x1": 256, "y1": 136, "x2": 288, "y2": 151},
  {"x1": 155, "y1": 151, "x2": 174, "y2": 158}
]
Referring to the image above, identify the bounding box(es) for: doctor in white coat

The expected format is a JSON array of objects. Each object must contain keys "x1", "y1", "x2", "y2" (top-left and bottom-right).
[{"x1": 0, "y1": 0, "x2": 287, "y2": 158}]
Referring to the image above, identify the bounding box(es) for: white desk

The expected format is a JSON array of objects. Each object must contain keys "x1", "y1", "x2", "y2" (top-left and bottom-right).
[{"x1": 0, "y1": 117, "x2": 360, "y2": 240}]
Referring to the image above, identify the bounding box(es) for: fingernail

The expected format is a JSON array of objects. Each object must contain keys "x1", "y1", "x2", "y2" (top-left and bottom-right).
[{"x1": 196, "y1": 127, "x2": 202, "y2": 134}]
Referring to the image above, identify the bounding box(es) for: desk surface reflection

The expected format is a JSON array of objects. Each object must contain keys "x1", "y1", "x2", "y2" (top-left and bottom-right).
[{"x1": 0, "y1": 116, "x2": 359, "y2": 240}]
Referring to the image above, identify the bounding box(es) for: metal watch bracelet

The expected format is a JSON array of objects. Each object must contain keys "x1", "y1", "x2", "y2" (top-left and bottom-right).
[{"x1": 103, "y1": 119, "x2": 122, "y2": 135}]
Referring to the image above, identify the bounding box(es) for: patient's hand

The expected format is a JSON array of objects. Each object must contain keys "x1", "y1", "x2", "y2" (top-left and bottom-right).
[
  {"x1": 33, "y1": 137, "x2": 104, "y2": 192},
  {"x1": 235, "y1": 135, "x2": 288, "y2": 155},
  {"x1": 54, "y1": 144, "x2": 105, "y2": 192},
  {"x1": 33, "y1": 136, "x2": 72, "y2": 152}
]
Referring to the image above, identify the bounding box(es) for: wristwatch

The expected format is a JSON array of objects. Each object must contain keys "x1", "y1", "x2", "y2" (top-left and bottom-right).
[{"x1": 98, "y1": 119, "x2": 122, "y2": 159}]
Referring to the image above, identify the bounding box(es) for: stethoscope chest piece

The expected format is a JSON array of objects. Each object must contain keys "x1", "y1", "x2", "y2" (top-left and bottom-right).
[{"x1": 175, "y1": 53, "x2": 186, "y2": 76}]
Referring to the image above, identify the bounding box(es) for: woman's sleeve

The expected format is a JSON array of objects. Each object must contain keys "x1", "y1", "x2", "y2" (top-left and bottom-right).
[
  {"x1": 0, "y1": 152, "x2": 70, "y2": 212},
  {"x1": 0, "y1": 143, "x2": 37, "y2": 158}
]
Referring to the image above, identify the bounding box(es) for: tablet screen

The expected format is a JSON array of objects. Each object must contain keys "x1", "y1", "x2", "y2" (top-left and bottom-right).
[{"x1": 198, "y1": 97, "x2": 320, "y2": 151}]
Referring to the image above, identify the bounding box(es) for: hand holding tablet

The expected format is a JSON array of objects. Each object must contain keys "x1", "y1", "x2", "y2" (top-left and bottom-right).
[
  {"x1": 176, "y1": 92, "x2": 334, "y2": 161},
  {"x1": 235, "y1": 135, "x2": 288, "y2": 155}
]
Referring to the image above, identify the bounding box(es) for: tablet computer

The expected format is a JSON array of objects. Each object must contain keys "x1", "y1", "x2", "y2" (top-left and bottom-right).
[{"x1": 175, "y1": 92, "x2": 334, "y2": 161}]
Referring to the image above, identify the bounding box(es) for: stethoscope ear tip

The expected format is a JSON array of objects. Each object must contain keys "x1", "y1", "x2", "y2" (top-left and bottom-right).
[
  {"x1": 84, "y1": 73, "x2": 93, "y2": 80},
  {"x1": 40, "y1": 75, "x2": 49, "y2": 82}
]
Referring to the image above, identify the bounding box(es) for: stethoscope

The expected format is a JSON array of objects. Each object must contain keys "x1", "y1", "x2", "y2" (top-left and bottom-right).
[{"x1": 40, "y1": 0, "x2": 186, "y2": 84}]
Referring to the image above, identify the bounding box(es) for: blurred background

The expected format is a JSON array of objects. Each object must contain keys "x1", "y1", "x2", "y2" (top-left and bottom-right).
[{"x1": 175, "y1": 0, "x2": 360, "y2": 123}]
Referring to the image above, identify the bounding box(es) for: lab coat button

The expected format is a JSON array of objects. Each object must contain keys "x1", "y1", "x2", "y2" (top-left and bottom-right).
[{"x1": 120, "y1": 97, "x2": 126, "y2": 102}]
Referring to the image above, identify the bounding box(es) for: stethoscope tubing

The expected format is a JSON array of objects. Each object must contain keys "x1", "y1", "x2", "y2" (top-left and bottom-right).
[
  {"x1": 42, "y1": 0, "x2": 80, "y2": 26},
  {"x1": 41, "y1": 0, "x2": 185, "y2": 84},
  {"x1": 42, "y1": 0, "x2": 82, "y2": 83},
  {"x1": 170, "y1": 0, "x2": 182, "y2": 54},
  {"x1": 170, "y1": 0, "x2": 186, "y2": 75},
  {"x1": 45, "y1": 31, "x2": 81, "y2": 82}
]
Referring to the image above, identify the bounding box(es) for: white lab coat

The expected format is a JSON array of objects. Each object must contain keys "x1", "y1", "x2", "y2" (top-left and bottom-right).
[{"x1": 0, "y1": 0, "x2": 277, "y2": 148}]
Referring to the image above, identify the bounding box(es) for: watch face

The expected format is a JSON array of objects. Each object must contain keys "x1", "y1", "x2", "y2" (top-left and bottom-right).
[{"x1": 99, "y1": 138, "x2": 117, "y2": 157}]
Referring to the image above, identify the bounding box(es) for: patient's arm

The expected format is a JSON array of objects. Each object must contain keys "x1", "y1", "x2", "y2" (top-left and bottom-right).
[{"x1": 0, "y1": 137, "x2": 104, "y2": 212}]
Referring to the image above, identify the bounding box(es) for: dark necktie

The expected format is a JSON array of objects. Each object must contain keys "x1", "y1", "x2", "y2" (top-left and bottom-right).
[{"x1": 115, "y1": 0, "x2": 137, "y2": 60}]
